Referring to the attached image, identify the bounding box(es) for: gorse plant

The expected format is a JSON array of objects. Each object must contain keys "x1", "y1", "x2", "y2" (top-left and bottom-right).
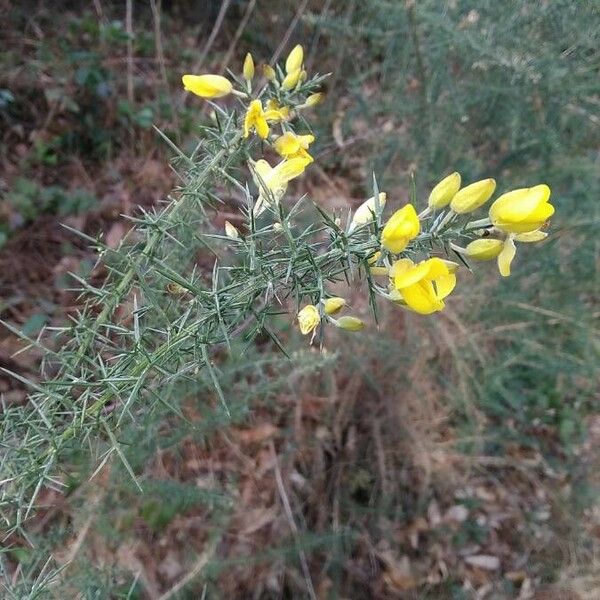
[{"x1": 0, "y1": 42, "x2": 556, "y2": 534}]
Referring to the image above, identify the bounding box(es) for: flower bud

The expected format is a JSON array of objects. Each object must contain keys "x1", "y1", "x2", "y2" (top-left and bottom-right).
[
  {"x1": 465, "y1": 238, "x2": 503, "y2": 260},
  {"x1": 181, "y1": 74, "x2": 233, "y2": 98},
  {"x1": 285, "y1": 44, "x2": 304, "y2": 74},
  {"x1": 224, "y1": 220, "x2": 240, "y2": 239},
  {"x1": 450, "y1": 178, "x2": 496, "y2": 214},
  {"x1": 335, "y1": 316, "x2": 365, "y2": 331},
  {"x1": 305, "y1": 93, "x2": 323, "y2": 107},
  {"x1": 323, "y1": 297, "x2": 346, "y2": 315},
  {"x1": 243, "y1": 53, "x2": 255, "y2": 81},
  {"x1": 428, "y1": 172, "x2": 461, "y2": 210},
  {"x1": 281, "y1": 68, "x2": 302, "y2": 91},
  {"x1": 263, "y1": 64, "x2": 276, "y2": 81},
  {"x1": 349, "y1": 193, "x2": 387, "y2": 231}
]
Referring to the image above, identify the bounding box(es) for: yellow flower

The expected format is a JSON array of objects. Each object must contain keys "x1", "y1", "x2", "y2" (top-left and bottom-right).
[
  {"x1": 390, "y1": 257, "x2": 456, "y2": 314},
  {"x1": 181, "y1": 74, "x2": 232, "y2": 99},
  {"x1": 243, "y1": 99, "x2": 288, "y2": 139},
  {"x1": 489, "y1": 184, "x2": 554, "y2": 234},
  {"x1": 298, "y1": 304, "x2": 320, "y2": 335},
  {"x1": 349, "y1": 193, "x2": 387, "y2": 232},
  {"x1": 285, "y1": 44, "x2": 304, "y2": 74},
  {"x1": 323, "y1": 297, "x2": 346, "y2": 315},
  {"x1": 381, "y1": 204, "x2": 420, "y2": 253},
  {"x1": 465, "y1": 238, "x2": 504, "y2": 260},
  {"x1": 265, "y1": 99, "x2": 291, "y2": 120},
  {"x1": 243, "y1": 53, "x2": 255, "y2": 81},
  {"x1": 428, "y1": 172, "x2": 461, "y2": 210},
  {"x1": 335, "y1": 316, "x2": 365, "y2": 331},
  {"x1": 224, "y1": 220, "x2": 240, "y2": 239},
  {"x1": 273, "y1": 131, "x2": 315, "y2": 163},
  {"x1": 450, "y1": 178, "x2": 496, "y2": 214},
  {"x1": 251, "y1": 157, "x2": 310, "y2": 216},
  {"x1": 281, "y1": 68, "x2": 302, "y2": 91},
  {"x1": 263, "y1": 64, "x2": 276, "y2": 81},
  {"x1": 305, "y1": 93, "x2": 323, "y2": 107}
]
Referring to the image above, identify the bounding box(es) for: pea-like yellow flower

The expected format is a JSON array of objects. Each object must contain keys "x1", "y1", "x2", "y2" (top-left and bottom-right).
[
  {"x1": 381, "y1": 204, "x2": 420, "y2": 253},
  {"x1": 349, "y1": 193, "x2": 387, "y2": 232},
  {"x1": 243, "y1": 99, "x2": 288, "y2": 139},
  {"x1": 323, "y1": 297, "x2": 346, "y2": 315},
  {"x1": 390, "y1": 257, "x2": 456, "y2": 314},
  {"x1": 243, "y1": 53, "x2": 255, "y2": 81},
  {"x1": 285, "y1": 44, "x2": 304, "y2": 74},
  {"x1": 450, "y1": 178, "x2": 496, "y2": 214},
  {"x1": 335, "y1": 316, "x2": 365, "y2": 331},
  {"x1": 251, "y1": 157, "x2": 310, "y2": 216},
  {"x1": 489, "y1": 184, "x2": 554, "y2": 234},
  {"x1": 428, "y1": 172, "x2": 461, "y2": 210},
  {"x1": 298, "y1": 304, "x2": 320, "y2": 335},
  {"x1": 182, "y1": 74, "x2": 233, "y2": 99},
  {"x1": 273, "y1": 131, "x2": 315, "y2": 163},
  {"x1": 265, "y1": 99, "x2": 291, "y2": 121}
]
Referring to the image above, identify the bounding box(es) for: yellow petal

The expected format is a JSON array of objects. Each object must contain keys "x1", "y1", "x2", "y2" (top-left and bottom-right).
[
  {"x1": 465, "y1": 238, "x2": 504, "y2": 260},
  {"x1": 381, "y1": 204, "x2": 420, "y2": 253},
  {"x1": 243, "y1": 53, "x2": 255, "y2": 81},
  {"x1": 273, "y1": 132, "x2": 302, "y2": 157},
  {"x1": 285, "y1": 44, "x2": 304, "y2": 74},
  {"x1": 497, "y1": 237, "x2": 517, "y2": 277},
  {"x1": 271, "y1": 157, "x2": 309, "y2": 185},
  {"x1": 298, "y1": 304, "x2": 320, "y2": 335},
  {"x1": 392, "y1": 259, "x2": 430, "y2": 289},
  {"x1": 450, "y1": 178, "x2": 496, "y2": 214},
  {"x1": 428, "y1": 172, "x2": 461, "y2": 209},
  {"x1": 490, "y1": 184, "x2": 550, "y2": 222},
  {"x1": 401, "y1": 280, "x2": 444, "y2": 314},
  {"x1": 434, "y1": 273, "x2": 456, "y2": 300},
  {"x1": 255, "y1": 116, "x2": 269, "y2": 139},
  {"x1": 423, "y1": 257, "x2": 451, "y2": 279},
  {"x1": 182, "y1": 74, "x2": 232, "y2": 98},
  {"x1": 297, "y1": 134, "x2": 315, "y2": 149},
  {"x1": 514, "y1": 230, "x2": 548, "y2": 243}
]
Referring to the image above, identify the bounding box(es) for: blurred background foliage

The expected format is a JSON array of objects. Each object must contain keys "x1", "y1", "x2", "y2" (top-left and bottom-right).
[{"x1": 1, "y1": 1, "x2": 599, "y2": 598}]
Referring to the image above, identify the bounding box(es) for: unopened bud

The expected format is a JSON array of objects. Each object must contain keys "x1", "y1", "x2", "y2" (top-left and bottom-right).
[{"x1": 335, "y1": 316, "x2": 365, "y2": 331}]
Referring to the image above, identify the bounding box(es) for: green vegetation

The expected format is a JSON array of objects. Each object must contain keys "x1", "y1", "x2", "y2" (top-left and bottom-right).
[{"x1": 1, "y1": 2, "x2": 599, "y2": 598}]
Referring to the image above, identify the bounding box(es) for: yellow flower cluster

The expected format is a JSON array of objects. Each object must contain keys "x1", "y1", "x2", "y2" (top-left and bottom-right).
[
  {"x1": 349, "y1": 172, "x2": 554, "y2": 324},
  {"x1": 181, "y1": 45, "x2": 555, "y2": 340},
  {"x1": 182, "y1": 45, "x2": 321, "y2": 218}
]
